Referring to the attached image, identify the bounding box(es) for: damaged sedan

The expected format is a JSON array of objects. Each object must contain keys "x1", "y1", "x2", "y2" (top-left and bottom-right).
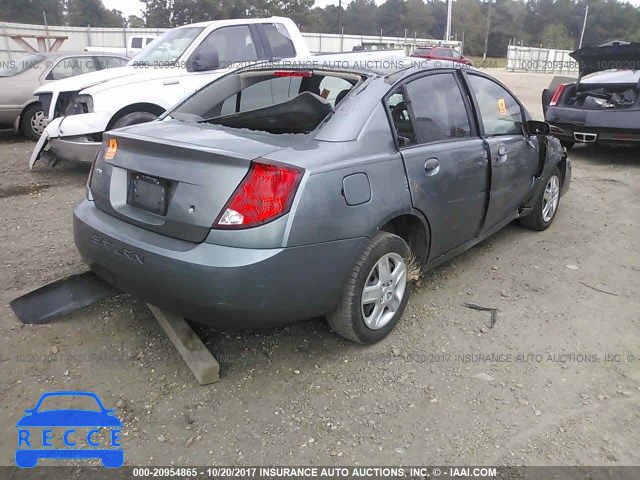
[
  {"x1": 73, "y1": 59, "x2": 570, "y2": 344},
  {"x1": 543, "y1": 41, "x2": 640, "y2": 148}
]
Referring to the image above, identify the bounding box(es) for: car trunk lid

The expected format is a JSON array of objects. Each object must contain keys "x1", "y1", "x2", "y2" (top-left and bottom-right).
[
  {"x1": 570, "y1": 41, "x2": 640, "y2": 77},
  {"x1": 89, "y1": 121, "x2": 303, "y2": 243}
]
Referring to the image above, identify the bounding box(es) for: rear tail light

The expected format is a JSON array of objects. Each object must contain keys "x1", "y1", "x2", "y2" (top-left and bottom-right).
[
  {"x1": 214, "y1": 160, "x2": 304, "y2": 229},
  {"x1": 549, "y1": 84, "x2": 568, "y2": 106}
]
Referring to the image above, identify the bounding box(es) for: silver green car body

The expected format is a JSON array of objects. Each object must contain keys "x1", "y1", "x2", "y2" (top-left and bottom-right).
[{"x1": 73, "y1": 58, "x2": 570, "y2": 330}]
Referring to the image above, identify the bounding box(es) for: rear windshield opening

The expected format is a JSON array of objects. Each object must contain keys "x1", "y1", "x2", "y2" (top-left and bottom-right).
[{"x1": 171, "y1": 70, "x2": 363, "y2": 134}]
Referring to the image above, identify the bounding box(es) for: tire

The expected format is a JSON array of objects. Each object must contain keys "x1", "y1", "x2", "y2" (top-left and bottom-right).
[
  {"x1": 327, "y1": 231, "x2": 412, "y2": 344},
  {"x1": 20, "y1": 103, "x2": 46, "y2": 141},
  {"x1": 518, "y1": 166, "x2": 562, "y2": 231},
  {"x1": 110, "y1": 111, "x2": 159, "y2": 130},
  {"x1": 560, "y1": 140, "x2": 574, "y2": 151}
]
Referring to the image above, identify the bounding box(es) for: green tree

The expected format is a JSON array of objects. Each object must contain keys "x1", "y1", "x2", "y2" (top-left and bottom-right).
[
  {"x1": 67, "y1": 0, "x2": 124, "y2": 27},
  {"x1": 377, "y1": 0, "x2": 407, "y2": 37},
  {"x1": 0, "y1": 0, "x2": 65, "y2": 25},
  {"x1": 542, "y1": 22, "x2": 574, "y2": 49},
  {"x1": 344, "y1": 0, "x2": 379, "y2": 36},
  {"x1": 127, "y1": 15, "x2": 146, "y2": 28}
]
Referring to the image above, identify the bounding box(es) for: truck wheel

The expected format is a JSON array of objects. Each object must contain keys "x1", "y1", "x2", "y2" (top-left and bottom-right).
[
  {"x1": 110, "y1": 111, "x2": 158, "y2": 130},
  {"x1": 327, "y1": 232, "x2": 411, "y2": 344},
  {"x1": 518, "y1": 166, "x2": 562, "y2": 231},
  {"x1": 21, "y1": 103, "x2": 46, "y2": 141}
]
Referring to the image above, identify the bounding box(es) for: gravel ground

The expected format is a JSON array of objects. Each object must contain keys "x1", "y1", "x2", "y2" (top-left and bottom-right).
[{"x1": 0, "y1": 70, "x2": 639, "y2": 467}]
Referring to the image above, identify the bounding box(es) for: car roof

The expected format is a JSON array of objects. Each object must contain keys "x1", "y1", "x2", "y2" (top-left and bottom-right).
[
  {"x1": 238, "y1": 56, "x2": 469, "y2": 78},
  {"x1": 175, "y1": 15, "x2": 291, "y2": 29}
]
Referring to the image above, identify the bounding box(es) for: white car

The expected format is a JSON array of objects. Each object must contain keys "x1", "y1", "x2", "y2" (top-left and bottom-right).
[{"x1": 30, "y1": 17, "x2": 309, "y2": 168}]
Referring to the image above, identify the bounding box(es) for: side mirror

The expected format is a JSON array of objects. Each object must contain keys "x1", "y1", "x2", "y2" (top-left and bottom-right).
[
  {"x1": 191, "y1": 51, "x2": 220, "y2": 72},
  {"x1": 526, "y1": 120, "x2": 550, "y2": 136}
]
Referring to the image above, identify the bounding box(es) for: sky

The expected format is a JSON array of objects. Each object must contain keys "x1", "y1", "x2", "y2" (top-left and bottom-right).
[{"x1": 102, "y1": 0, "x2": 640, "y2": 18}]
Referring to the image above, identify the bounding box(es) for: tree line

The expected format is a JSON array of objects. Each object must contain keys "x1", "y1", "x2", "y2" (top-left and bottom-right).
[{"x1": 2, "y1": 0, "x2": 639, "y2": 57}]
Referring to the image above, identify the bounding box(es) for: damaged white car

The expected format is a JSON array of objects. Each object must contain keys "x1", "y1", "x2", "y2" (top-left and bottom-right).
[{"x1": 29, "y1": 17, "x2": 309, "y2": 168}]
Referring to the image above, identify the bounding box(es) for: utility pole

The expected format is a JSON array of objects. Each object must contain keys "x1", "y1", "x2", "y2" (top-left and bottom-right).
[
  {"x1": 445, "y1": 0, "x2": 453, "y2": 41},
  {"x1": 482, "y1": 0, "x2": 496, "y2": 60},
  {"x1": 338, "y1": 0, "x2": 342, "y2": 36},
  {"x1": 578, "y1": 5, "x2": 589, "y2": 48}
]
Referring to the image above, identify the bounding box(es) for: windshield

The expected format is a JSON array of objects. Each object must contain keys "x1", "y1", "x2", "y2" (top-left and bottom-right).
[
  {"x1": 130, "y1": 27, "x2": 204, "y2": 65},
  {"x1": 414, "y1": 48, "x2": 432, "y2": 56},
  {"x1": 0, "y1": 54, "x2": 45, "y2": 77}
]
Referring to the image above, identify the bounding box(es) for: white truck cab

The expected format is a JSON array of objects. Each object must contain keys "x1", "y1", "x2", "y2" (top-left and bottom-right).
[{"x1": 30, "y1": 17, "x2": 309, "y2": 168}]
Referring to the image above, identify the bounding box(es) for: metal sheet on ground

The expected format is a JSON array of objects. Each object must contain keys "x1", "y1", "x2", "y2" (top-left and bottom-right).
[{"x1": 9, "y1": 271, "x2": 122, "y2": 324}]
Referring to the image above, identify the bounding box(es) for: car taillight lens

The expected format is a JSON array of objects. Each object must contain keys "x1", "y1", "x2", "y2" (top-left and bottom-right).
[
  {"x1": 214, "y1": 160, "x2": 304, "y2": 229},
  {"x1": 549, "y1": 84, "x2": 567, "y2": 106}
]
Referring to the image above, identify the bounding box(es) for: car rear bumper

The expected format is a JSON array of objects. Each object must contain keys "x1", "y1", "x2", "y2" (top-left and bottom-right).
[
  {"x1": 549, "y1": 123, "x2": 640, "y2": 145},
  {"x1": 73, "y1": 199, "x2": 366, "y2": 328},
  {"x1": 545, "y1": 107, "x2": 640, "y2": 145}
]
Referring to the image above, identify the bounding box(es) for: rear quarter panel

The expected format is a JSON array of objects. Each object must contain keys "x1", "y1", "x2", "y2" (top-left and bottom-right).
[{"x1": 275, "y1": 105, "x2": 414, "y2": 247}]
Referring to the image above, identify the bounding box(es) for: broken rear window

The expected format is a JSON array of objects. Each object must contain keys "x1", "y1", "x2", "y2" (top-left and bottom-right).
[{"x1": 170, "y1": 70, "x2": 363, "y2": 134}]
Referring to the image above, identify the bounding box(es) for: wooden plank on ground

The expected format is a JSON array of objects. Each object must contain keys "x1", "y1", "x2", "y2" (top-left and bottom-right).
[{"x1": 147, "y1": 304, "x2": 220, "y2": 385}]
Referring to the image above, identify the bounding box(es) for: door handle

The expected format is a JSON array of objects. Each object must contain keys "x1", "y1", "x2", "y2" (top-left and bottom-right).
[
  {"x1": 497, "y1": 145, "x2": 508, "y2": 162},
  {"x1": 424, "y1": 157, "x2": 439, "y2": 171},
  {"x1": 163, "y1": 79, "x2": 180, "y2": 86}
]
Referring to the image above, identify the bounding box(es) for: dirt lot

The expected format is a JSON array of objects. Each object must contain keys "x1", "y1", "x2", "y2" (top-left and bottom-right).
[{"x1": 1, "y1": 70, "x2": 639, "y2": 468}]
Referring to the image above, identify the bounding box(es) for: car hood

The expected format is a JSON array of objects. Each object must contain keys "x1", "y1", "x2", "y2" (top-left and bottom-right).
[
  {"x1": 33, "y1": 65, "x2": 189, "y2": 95},
  {"x1": 16, "y1": 410, "x2": 122, "y2": 427},
  {"x1": 570, "y1": 42, "x2": 640, "y2": 77}
]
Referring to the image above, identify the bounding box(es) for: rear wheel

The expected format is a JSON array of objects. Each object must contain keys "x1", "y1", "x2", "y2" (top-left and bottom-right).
[
  {"x1": 110, "y1": 111, "x2": 159, "y2": 130},
  {"x1": 327, "y1": 232, "x2": 411, "y2": 344},
  {"x1": 518, "y1": 166, "x2": 562, "y2": 231},
  {"x1": 21, "y1": 103, "x2": 46, "y2": 141}
]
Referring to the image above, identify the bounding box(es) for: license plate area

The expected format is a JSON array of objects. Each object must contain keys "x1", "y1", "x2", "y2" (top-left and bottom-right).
[{"x1": 127, "y1": 173, "x2": 168, "y2": 215}]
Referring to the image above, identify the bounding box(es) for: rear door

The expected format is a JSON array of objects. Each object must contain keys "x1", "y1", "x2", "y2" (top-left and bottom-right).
[
  {"x1": 464, "y1": 72, "x2": 538, "y2": 230},
  {"x1": 388, "y1": 71, "x2": 489, "y2": 258}
]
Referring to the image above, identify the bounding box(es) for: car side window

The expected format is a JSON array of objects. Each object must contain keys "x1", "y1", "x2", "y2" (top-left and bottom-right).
[
  {"x1": 261, "y1": 23, "x2": 296, "y2": 59},
  {"x1": 404, "y1": 73, "x2": 473, "y2": 144},
  {"x1": 452, "y1": 50, "x2": 462, "y2": 59},
  {"x1": 191, "y1": 25, "x2": 258, "y2": 68},
  {"x1": 386, "y1": 90, "x2": 417, "y2": 147},
  {"x1": 467, "y1": 74, "x2": 523, "y2": 136},
  {"x1": 318, "y1": 76, "x2": 353, "y2": 107},
  {"x1": 46, "y1": 56, "x2": 98, "y2": 80}
]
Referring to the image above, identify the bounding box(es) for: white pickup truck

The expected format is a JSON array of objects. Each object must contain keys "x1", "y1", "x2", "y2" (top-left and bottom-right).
[
  {"x1": 30, "y1": 17, "x2": 309, "y2": 168},
  {"x1": 85, "y1": 35, "x2": 158, "y2": 58}
]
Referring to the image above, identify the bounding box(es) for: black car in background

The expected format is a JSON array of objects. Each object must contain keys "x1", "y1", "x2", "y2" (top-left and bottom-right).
[{"x1": 542, "y1": 41, "x2": 640, "y2": 149}]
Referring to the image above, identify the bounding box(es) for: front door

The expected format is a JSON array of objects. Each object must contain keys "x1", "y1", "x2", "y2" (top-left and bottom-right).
[
  {"x1": 387, "y1": 71, "x2": 490, "y2": 259},
  {"x1": 465, "y1": 73, "x2": 538, "y2": 230}
]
